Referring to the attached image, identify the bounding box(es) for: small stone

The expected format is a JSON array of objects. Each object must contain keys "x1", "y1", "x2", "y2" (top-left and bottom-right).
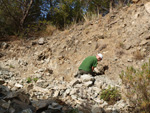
[
  {"x1": 38, "y1": 38, "x2": 45, "y2": 45},
  {"x1": 94, "y1": 98, "x2": 101, "y2": 103},
  {"x1": 69, "y1": 79, "x2": 81, "y2": 86},
  {"x1": 99, "y1": 101, "x2": 108, "y2": 108},
  {"x1": 84, "y1": 81, "x2": 93, "y2": 87},
  {"x1": 127, "y1": 59, "x2": 132, "y2": 62},
  {"x1": 71, "y1": 95, "x2": 77, "y2": 100},
  {"x1": 1, "y1": 42, "x2": 9, "y2": 49},
  {"x1": 15, "y1": 83, "x2": 23, "y2": 88},
  {"x1": 64, "y1": 89, "x2": 70, "y2": 95},
  {"x1": 53, "y1": 90, "x2": 60, "y2": 97},
  {"x1": 125, "y1": 45, "x2": 131, "y2": 50},
  {"x1": 36, "y1": 74, "x2": 42, "y2": 78},
  {"x1": 52, "y1": 102, "x2": 59, "y2": 107}
]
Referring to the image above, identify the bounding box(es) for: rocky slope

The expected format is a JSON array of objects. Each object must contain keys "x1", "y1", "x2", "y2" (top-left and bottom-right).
[{"x1": 0, "y1": 1, "x2": 150, "y2": 113}]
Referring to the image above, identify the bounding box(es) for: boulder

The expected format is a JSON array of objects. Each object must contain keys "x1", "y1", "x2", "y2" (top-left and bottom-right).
[
  {"x1": 80, "y1": 74, "x2": 95, "y2": 82},
  {"x1": 91, "y1": 105, "x2": 105, "y2": 113}
]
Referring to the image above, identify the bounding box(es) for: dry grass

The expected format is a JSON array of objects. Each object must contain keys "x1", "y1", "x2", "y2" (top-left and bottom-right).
[
  {"x1": 98, "y1": 44, "x2": 107, "y2": 51},
  {"x1": 40, "y1": 25, "x2": 56, "y2": 37},
  {"x1": 63, "y1": 29, "x2": 70, "y2": 36},
  {"x1": 98, "y1": 14, "x2": 103, "y2": 25},
  {"x1": 120, "y1": 60, "x2": 150, "y2": 112},
  {"x1": 133, "y1": 50, "x2": 144, "y2": 60},
  {"x1": 83, "y1": 13, "x2": 99, "y2": 23},
  {"x1": 116, "y1": 42, "x2": 125, "y2": 49},
  {"x1": 45, "y1": 25, "x2": 56, "y2": 36},
  {"x1": 115, "y1": 49, "x2": 124, "y2": 58}
]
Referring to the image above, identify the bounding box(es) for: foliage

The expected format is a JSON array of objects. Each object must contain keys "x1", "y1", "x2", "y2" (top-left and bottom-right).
[
  {"x1": 26, "y1": 77, "x2": 39, "y2": 83},
  {"x1": 33, "y1": 77, "x2": 38, "y2": 82},
  {"x1": 68, "y1": 108, "x2": 79, "y2": 113},
  {"x1": 87, "y1": 0, "x2": 110, "y2": 14},
  {"x1": 9, "y1": 64, "x2": 15, "y2": 69},
  {"x1": 25, "y1": 20, "x2": 53, "y2": 37},
  {"x1": 0, "y1": 0, "x2": 42, "y2": 36},
  {"x1": 0, "y1": 0, "x2": 133, "y2": 37},
  {"x1": 120, "y1": 59, "x2": 150, "y2": 112},
  {"x1": 100, "y1": 86, "x2": 121, "y2": 105},
  {"x1": 47, "y1": 0, "x2": 84, "y2": 29},
  {"x1": 26, "y1": 77, "x2": 32, "y2": 83}
]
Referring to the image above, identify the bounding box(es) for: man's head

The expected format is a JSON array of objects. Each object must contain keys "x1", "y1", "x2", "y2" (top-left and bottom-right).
[{"x1": 96, "y1": 53, "x2": 103, "y2": 61}]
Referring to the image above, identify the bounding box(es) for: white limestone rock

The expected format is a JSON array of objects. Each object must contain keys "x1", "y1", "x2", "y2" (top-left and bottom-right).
[
  {"x1": 145, "y1": 2, "x2": 150, "y2": 14},
  {"x1": 80, "y1": 74, "x2": 95, "y2": 82},
  {"x1": 38, "y1": 38, "x2": 45, "y2": 45}
]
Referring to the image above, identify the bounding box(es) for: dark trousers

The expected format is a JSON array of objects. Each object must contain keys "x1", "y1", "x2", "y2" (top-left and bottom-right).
[{"x1": 74, "y1": 69, "x2": 95, "y2": 77}]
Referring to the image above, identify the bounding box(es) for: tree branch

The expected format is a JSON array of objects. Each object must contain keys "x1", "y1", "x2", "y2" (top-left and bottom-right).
[
  {"x1": 1, "y1": 0, "x2": 19, "y2": 26},
  {"x1": 20, "y1": 0, "x2": 33, "y2": 28}
]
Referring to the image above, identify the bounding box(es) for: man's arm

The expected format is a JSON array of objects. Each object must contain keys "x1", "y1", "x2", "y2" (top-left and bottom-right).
[{"x1": 92, "y1": 66, "x2": 95, "y2": 72}]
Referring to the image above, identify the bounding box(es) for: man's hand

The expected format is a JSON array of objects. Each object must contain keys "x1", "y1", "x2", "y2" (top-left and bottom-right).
[{"x1": 92, "y1": 66, "x2": 94, "y2": 72}]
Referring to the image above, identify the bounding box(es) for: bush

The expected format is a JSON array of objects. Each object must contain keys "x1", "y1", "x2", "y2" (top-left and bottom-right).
[
  {"x1": 9, "y1": 64, "x2": 15, "y2": 69},
  {"x1": 25, "y1": 20, "x2": 57, "y2": 37},
  {"x1": 33, "y1": 77, "x2": 38, "y2": 82},
  {"x1": 26, "y1": 77, "x2": 38, "y2": 83},
  {"x1": 100, "y1": 86, "x2": 121, "y2": 105},
  {"x1": 120, "y1": 59, "x2": 150, "y2": 112},
  {"x1": 68, "y1": 108, "x2": 79, "y2": 113},
  {"x1": 26, "y1": 77, "x2": 32, "y2": 83}
]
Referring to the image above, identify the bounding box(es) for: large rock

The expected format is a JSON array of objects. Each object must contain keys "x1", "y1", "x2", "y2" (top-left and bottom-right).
[
  {"x1": 32, "y1": 100, "x2": 53, "y2": 110},
  {"x1": 80, "y1": 74, "x2": 95, "y2": 82},
  {"x1": 91, "y1": 105, "x2": 105, "y2": 113},
  {"x1": 33, "y1": 86, "x2": 50, "y2": 93},
  {"x1": 48, "y1": 102, "x2": 63, "y2": 113},
  {"x1": 83, "y1": 81, "x2": 93, "y2": 87}
]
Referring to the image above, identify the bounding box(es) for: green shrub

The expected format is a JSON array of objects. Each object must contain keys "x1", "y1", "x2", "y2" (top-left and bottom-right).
[
  {"x1": 33, "y1": 77, "x2": 38, "y2": 82},
  {"x1": 9, "y1": 64, "x2": 15, "y2": 69},
  {"x1": 120, "y1": 59, "x2": 150, "y2": 112},
  {"x1": 68, "y1": 108, "x2": 79, "y2": 113},
  {"x1": 100, "y1": 86, "x2": 121, "y2": 105},
  {"x1": 26, "y1": 77, "x2": 32, "y2": 83}
]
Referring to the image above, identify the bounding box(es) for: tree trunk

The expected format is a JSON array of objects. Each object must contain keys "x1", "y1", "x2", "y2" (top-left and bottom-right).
[
  {"x1": 20, "y1": 0, "x2": 33, "y2": 29},
  {"x1": 109, "y1": 0, "x2": 113, "y2": 13}
]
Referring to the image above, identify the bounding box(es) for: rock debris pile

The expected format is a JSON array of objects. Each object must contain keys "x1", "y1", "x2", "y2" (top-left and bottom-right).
[{"x1": 0, "y1": 69, "x2": 129, "y2": 113}]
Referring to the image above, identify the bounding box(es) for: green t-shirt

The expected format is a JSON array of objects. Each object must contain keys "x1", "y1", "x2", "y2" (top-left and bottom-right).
[{"x1": 79, "y1": 56, "x2": 97, "y2": 72}]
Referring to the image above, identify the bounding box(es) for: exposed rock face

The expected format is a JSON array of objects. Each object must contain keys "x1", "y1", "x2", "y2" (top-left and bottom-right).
[{"x1": 0, "y1": 1, "x2": 150, "y2": 113}]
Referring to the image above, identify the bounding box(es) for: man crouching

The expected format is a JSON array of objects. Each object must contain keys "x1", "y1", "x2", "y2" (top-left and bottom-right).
[{"x1": 75, "y1": 53, "x2": 103, "y2": 78}]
